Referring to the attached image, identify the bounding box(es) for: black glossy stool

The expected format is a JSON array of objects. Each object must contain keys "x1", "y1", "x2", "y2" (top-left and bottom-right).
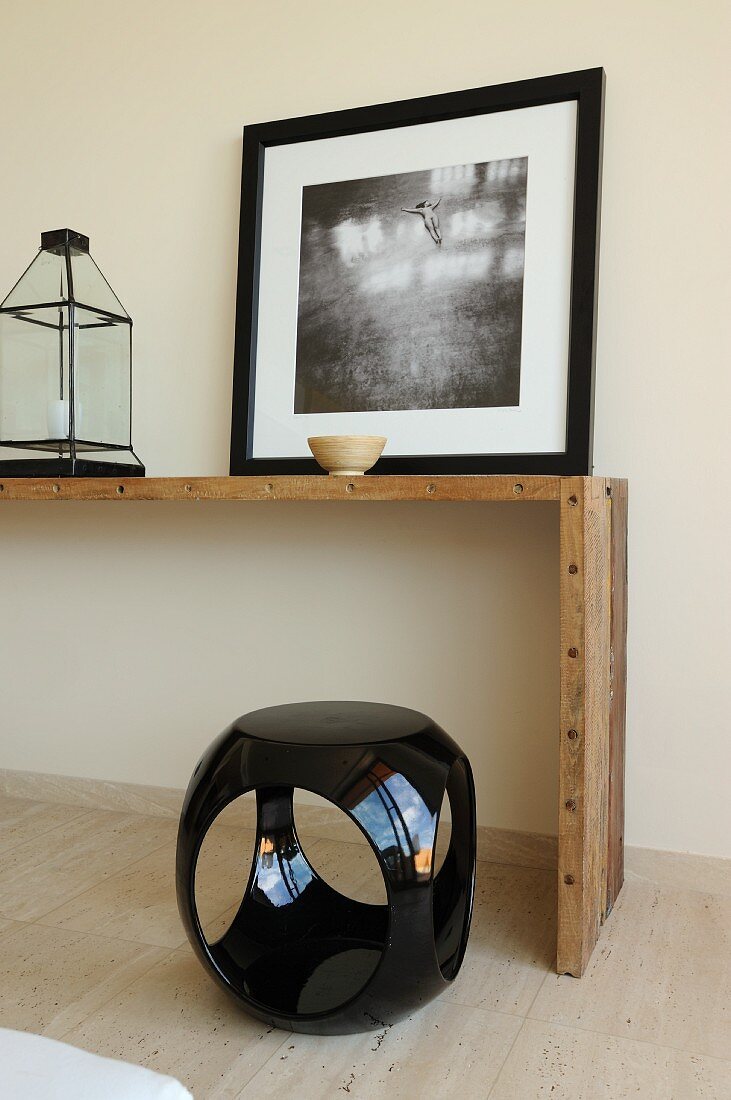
[{"x1": 176, "y1": 701, "x2": 476, "y2": 1034}]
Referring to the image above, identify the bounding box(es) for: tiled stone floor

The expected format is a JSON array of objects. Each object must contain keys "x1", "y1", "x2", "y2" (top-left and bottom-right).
[{"x1": 0, "y1": 792, "x2": 728, "y2": 1098}]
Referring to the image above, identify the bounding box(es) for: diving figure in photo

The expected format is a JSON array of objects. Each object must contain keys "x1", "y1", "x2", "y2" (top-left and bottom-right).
[{"x1": 401, "y1": 198, "x2": 442, "y2": 245}]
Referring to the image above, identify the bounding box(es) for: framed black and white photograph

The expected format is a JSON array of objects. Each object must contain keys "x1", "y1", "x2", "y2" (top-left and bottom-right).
[{"x1": 230, "y1": 68, "x2": 604, "y2": 475}]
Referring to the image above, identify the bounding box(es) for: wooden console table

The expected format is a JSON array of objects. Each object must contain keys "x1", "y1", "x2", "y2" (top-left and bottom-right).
[{"x1": 0, "y1": 473, "x2": 627, "y2": 977}]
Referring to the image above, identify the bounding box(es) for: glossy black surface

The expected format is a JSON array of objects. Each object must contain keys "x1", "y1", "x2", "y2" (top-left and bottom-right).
[
  {"x1": 177, "y1": 702, "x2": 476, "y2": 1034},
  {"x1": 233, "y1": 700, "x2": 438, "y2": 744}
]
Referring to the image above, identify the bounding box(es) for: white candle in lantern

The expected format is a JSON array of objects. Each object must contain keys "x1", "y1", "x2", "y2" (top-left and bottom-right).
[{"x1": 47, "y1": 399, "x2": 70, "y2": 439}]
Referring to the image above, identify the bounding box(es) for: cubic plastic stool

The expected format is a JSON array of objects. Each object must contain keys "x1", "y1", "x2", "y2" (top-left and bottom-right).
[{"x1": 176, "y1": 701, "x2": 476, "y2": 1034}]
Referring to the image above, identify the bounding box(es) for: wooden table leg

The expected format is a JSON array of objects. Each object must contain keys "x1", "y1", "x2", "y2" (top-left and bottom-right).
[
  {"x1": 606, "y1": 479, "x2": 628, "y2": 916},
  {"x1": 558, "y1": 476, "x2": 613, "y2": 976}
]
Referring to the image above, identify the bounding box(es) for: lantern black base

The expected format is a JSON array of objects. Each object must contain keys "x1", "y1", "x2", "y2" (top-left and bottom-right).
[
  {"x1": 177, "y1": 701, "x2": 477, "y2": 1035},
  {"x1": 0, "y1": 457, "x2": 145, "y2": 477}
]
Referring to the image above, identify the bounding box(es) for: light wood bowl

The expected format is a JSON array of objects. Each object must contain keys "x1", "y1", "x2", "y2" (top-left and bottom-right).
[{"x1": 307, "y1": 435, "x2": 387, "y2": 476}]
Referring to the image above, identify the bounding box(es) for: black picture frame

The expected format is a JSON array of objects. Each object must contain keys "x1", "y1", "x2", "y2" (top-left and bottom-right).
[{"x1": 230, "y1": 68, "x2": 604, "y2": 476}]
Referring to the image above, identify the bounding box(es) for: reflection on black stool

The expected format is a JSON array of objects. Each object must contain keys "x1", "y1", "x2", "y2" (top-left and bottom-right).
[{"x1": 176, "y1": 701, "x2": 476, "y2": 1034}]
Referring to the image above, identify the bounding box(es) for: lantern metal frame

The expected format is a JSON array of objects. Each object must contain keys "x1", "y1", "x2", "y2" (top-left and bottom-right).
[{"x1": 0, "y1": 229, "x2": 144, "y2": 477}]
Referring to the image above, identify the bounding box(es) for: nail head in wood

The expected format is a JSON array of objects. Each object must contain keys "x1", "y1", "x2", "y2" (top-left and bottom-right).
[
  {"x1": 565, "y1": 799, "x2": 577, "y2": 812},
  {"x1": 564, "y1": 874, "x2": 575, "y2": 885},
  {"x1": 513, "y1": 482, "x2": 523, "y2": 494},
  {"x1": 426, "y1": 483, "x2": 436, "y2": 494},
  {"x1": 346, "y1": 482, "x2": 355, "y2": 493},
  {"x1": 116, "y1": 485, "x2": 124, "y2": 495},
  {"x1": 567, "y1": 729, "x2": 579, "y2": 740},
  {"x1": 568, "y1": 494, "x2": 578, "y2": 506},
  {"x1": 568, "y1": 647, "x2": 578, "y2": 658},
  {"x1": 568, "y1": 563, "x2": 578, "y2": 574}
]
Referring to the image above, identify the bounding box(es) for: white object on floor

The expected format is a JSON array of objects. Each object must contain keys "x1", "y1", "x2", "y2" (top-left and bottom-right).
[{"x1": 0, "y1": 1028, "x2": 192, "y2": 1099}]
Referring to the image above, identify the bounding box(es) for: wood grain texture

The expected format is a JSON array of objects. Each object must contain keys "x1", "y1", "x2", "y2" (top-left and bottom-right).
[
  {"x1": 0, "y1": 474, "x2": 559, "y2": 502},
  {"x1": 606, "y1": 479, "x2": 628, "y2": 916},
  {"x1": 558, "y1": 476, "x2": 612, "y2": 976},
  {"x1": 306, "y1": 435, "x2": 386, "y2": 476}
]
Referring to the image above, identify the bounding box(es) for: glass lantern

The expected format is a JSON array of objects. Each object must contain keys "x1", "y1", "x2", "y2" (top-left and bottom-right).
[{"x1": 0, "y1": 229, "x2": 144, "y2": 476}]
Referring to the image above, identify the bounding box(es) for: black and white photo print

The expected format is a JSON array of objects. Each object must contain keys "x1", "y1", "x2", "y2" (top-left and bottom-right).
[
  {"x1": 294, "y1": 157, "x2": 528, "y2": 414},
  {"x1": 231, "y1": 70, "x2": 604, "y2": 474}
]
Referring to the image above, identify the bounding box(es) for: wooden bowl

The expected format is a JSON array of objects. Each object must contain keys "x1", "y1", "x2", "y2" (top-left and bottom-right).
[{"x1": 307, "y1": 435, "x2": 387, "y2": 476}]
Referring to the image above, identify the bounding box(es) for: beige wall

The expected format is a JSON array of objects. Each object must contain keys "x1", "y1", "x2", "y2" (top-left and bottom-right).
[{"x1": 0, "y1": 1, "x2": 728, "y2": 857}]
